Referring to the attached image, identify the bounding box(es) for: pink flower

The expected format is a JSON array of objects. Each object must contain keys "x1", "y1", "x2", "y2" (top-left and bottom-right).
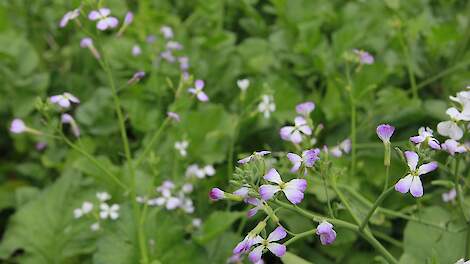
[
  {"x1": 287, "y1": 148, "x2": 320, "y2": 173},
  {"x1": 209, "y1": 188, "x2": 225, "y2": 201},
  {"x1": 160, "y1": 26, "x2": 173, "y2": 39},
  {"x1": 124, "y1": 11, "x2": 133, "y2": 25},
  {"x1": 88, "y1": 8, "x2": 119, "y2": 31},
  {"x1": 442, "y1": 188, "x2": 456, "y2": 203},
  {"x1": 50, "y1": 92, "x2": 80, "y2": 108},
  {"x1": 316, "y1": 221, "x2": 336, "y2": 245},
  {"x1": 10, "y1": 119, "x2": 26, "y2": 134},
  {"x1": 188, "y1": 80, "x2": 209, "y2": 102},
  {"x1": 259, "y1": 168, "x2": 307, "y2": 204},
  {"x1": 132, "y1": 45, "x2": 141, "y2": 56},
  {"x1": 376, "y1": 124, "x2": 395, "y2": 143},
  {"x1": 248, "y1": 226, "x2": 287, "y2": 263},
  {"x1": 441, "y1": 139, "x2": 467, "y2": 155},
  {"x1": 296, "y1": 101, "x2": 315, "y2": 116},
  {"x1": 280, "y1": 116, "x2": 312, "y2": 144},
  {"x1": 353, "y1": 49, "x2": 374, "y2": 64},
  {"x1": 395, "y1": 151, "x2": 438, "y2": 197}
]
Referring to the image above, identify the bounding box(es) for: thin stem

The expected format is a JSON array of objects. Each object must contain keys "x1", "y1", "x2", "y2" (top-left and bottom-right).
[
  {"x1": 320, "y1": 166, "x2": 334, "y2": 217},
  {"x1": 383, "y1": 165, "x2": 390, "y2": 192},
  {"x1": 359, "y1": 186, "x2": 394, "y2": 231},
  {"x1": 331, "y1": 179, "x2": 362, "y2": 225},
  {"x1": 284, "y1": 229, "x2": 316, "y2": 246},
  {"x1": 372, "y1": 230, "x2": 403, "y2": 249},
  {"x1": 135, "y1": 117, "x2": 170, "y2": 167},
  {"x1": 345, "y1": 62, "x2": 356, "y2": 178}
]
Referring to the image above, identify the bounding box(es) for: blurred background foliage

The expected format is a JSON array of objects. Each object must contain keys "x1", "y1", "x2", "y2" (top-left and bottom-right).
[{"x1": 0, "y1": 0, "x2": 469, "y2": 263}]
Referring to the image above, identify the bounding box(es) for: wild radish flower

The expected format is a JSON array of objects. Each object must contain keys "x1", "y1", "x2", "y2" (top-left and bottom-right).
[
  {"x1": 160, "y1": 25, "x2": 173, "y2": 39},
  {"x1": 97, "y1": 192, "x2": 111, "y2": 202},
  {"x1": 450, "y1": 90, "x2": 470, "y2": 114},
  {"x1": 329, "y1": 146, "x2": 343, "y2": 157},
  {"x1": 280, "y1": 116, "x2": 312, "y2": 144},
  {"x1": 246, "y1": 198, "x2": 263, "y2": 218},
  {"x1": 209, "y1": 188, "x2": 225, "y2": 201},
  {"x1": 316, "y1": 221, "x2": 336, "y2": 245},
  {"x1": 395, "y1": 151, "x2": 438, "y2": 197},
  {"x1": 237, "y1": 79, "x2": 250, "y2": 92},
  {"x1": 287, "y1": 148, "x2": 320, "y2": 173},
  {"x1": 437, "y1": 107, "x2": 469, "y2": 140},
  {"x1": 117, "y1": 11, "x2": 133, "y2": 36},
  {"x1": 188, "y1": 80, "x2": 209, "y2": 102},
  {"x1": 410, "y1": 127, "x2": 440, "y2": 149},
  {"x1": 182, "y1": 183, "x2": 193, "y2": 193},
  {"x1": 99, "y1": 203, "x2": 120, "y2": 220},
  {"x1": 339, "y1": 139, "x2": 352, "y2": 153},
  {"x1": 88, "y1": 8, "x2": 119, "y2": 31},
  {"x1": 185, "y1": 164, "x2": 205, "y2": 178},
  {"x1": 259, "y1": 168, "x2": 307, "y2": 204},
  {"x1": 192, "y1": 218, "x2": 202, "y2": 228},
  {"x1": 127, "y1": 71, "x2": 145, "y2": 84},
  {"x1": 258, "y1": 95, "x2": 275, "y2": 118},
  {"x1": 61, "y1": 114, "x2": 80, "y2": 137},
  {"x1": 455, "y1": 259, "x2": 470, "y2": 264},
  {"x1": 161, "y1": 50, "x2": 175, "y2": 63},
  {"x1": 296, "y1": 101, "x2": 315, "y2": 116},
  {"x1": 166, "y1": 41, "x2": 183, "y2": 50},
  {"x1": 442, "y1": 188, "x2": 457, "y2": 203},
  {"x1": 209, "y1": 187, "x2": 246, "y2": 202},
  {"x1": 441, "y1": 139, "x2": 467, "y2": 155},
  {"x1": 90, "y1": 222, "x2": 100, "y2": 231},
  {"x1": 376, "y1": 124, "x2": 395, "y2": 143},
  {"x1": 10, "y1": 119, "x2": 26, "y2": 134},
  {"x1": 146, "y1": 35, "x2": 156, "y2": 43},
  {"x1": 178, "y1": 57, "x2": 189, "y2": 71},
  {"x1": 353, "y1": 49, "x2": 374, "y2": 64},
  {"x1": 50, "y1": 92, "x2": 80, "y2": 109},
  {"x1": 181, "y1": 198, "x2": 195, "y2": 213},
  {"x1": 59, "y1": 8, "x2": 80, "y2": 28},
  {"x1": 80, "y1": 37, "x2": 101, "y2": 59},
  {"x1": 73, "y1": 201, "x2": 93, "y2": 218},
  {"x1": 132, "y1": 45, "x2": 141, "y2": 56},
  {"x1": 238, "y1": 151, "x2": 271, "y2": 164},
  {"x1": 248, "y1": 226, "x2": 287, "y2": 263},
  {"x1": 167, "y1": 112, "x2": 180, "y2": 122},
  {"x1": 175, "y1": 140, "x2": 189, "y2": 157}
]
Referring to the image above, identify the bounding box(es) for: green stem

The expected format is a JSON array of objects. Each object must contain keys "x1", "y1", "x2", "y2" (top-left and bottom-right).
[
  {"x1": 359, "y1": 186, "x2": 394, "y2": 231},
  {"x1": 383, "y1": 165, "x2": 390, "y2": 192},
  {"x1": 345, "y1": 62, "x2": 357, "y2": 178},
  {"x1": 284, "y1": 229, "x2": 316, "y2": 246},
  {"x1": 398, "y1": 29, "x2": 417, "y2": 99},
  {"x1": 101, "y1": 57, "x2": 149, "y2": 264},
  {"x1": 372, "y1": 230, "x2": 403, "y2": 249},
  {"x1": 320, "y1": 166, "x2": 334, "y2": 217},
  {"x1": 331, "y1": 179, "x2": 362, "y2": 225},
  {"x1": 135, "y1": 117, "x2": 170, "y2": 167}
]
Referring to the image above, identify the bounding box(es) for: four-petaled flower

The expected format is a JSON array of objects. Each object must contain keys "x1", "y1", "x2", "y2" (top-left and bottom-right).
[
  {"x1": 280, "y1": 116, "x2": 312, "y2": 144},
  {"x1": 410, "y1": 127, "x2": 440, "y2": 149},
  {"x1": 441, "y1": 139, "x2": 467, "y2": 155},
  {"x1": 376, "y1": 124, "x2": 395, "y2": 143},
  {"x1": 258, "y1": 95, "x2": 275, "y2": 118},
  {"x1": 99, "y1": 203, "x2": 120, "y2": 220},
  {"x1": 237, "y1": 79, "x2": 250, "y2": 92},
  {"x1": 316, "y1": 221, "x2": 336, "y2": 245},
  {"x1": 97, "y1": 192, "x2": 111, "y2": 202},
  {"x1": 296, "y1": 101, "x2": 315, "y2": 116},
  {"x1": 73, "y1": 201, "x2": 93, "y2": 218},
  {"x1": 238, "y1": 151, "x2": 271, "y2": 164},
  {"x1": 60, "y1": 8, "x2": 80, "y2": 28},
  {"x1": 259, "y1": 168, "x2": 307, "y2": 204},
  {"x1": 287, "y1": 148, "x2": 320, "y2": 173},
  {"x1": 10, "y1": 119, "x2": 26, "y2": 134},
  {"x1": 442, "y1": 188, "x2": 456, "y2": 203},
  {"x1": 50, "y1": 92, "x2": 80, "y2": 108},
  {"x1": 188, "y1": 80, "x2": 209, "y2": 102},
  {"x1": 248, "y1": 226, "x2": 287, "y2": 263},
  {"x1": 61, "y1": 113, "x2": 80, "y2": 137},
  {"x1": 88, "y1": 8, "x2": 119, "y2": 31},
  {"x1": 395, "y1": 151, "x2": 438, "y2": 197},
  {"x1": 353, "y1": 49, "x2": 374, "y2": 64},
  {"x1": 175, "y1": 140, "x2": 189, "y2": 157}
]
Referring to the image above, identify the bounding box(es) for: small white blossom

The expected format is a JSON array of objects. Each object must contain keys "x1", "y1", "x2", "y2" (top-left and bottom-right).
[
  {"x1": 99, "y1": 203, "x2": 120, "y2": 220},
  {"x1": 258, "y1": 95, "x2": 275, "y2": 118},
  {"x1": 90, "y1": 222, "x2": 100, "y2": 231},
  {"x1": 175, "y1": 140, "x2": 189, "y2": 157},
  {"x1": 96, "y1": 192, "x2": 111, "y2": 202}
]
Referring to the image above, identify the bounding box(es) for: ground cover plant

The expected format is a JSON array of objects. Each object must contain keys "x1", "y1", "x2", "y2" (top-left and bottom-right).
[{"x1": 1, "y1": 0, "x2": 470, "y2": 263}]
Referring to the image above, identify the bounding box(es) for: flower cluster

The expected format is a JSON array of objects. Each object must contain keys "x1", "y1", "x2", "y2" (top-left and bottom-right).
[
  {"x1": 73, "y1": 191, "x2": 119, "y2": 232},
  {"x1": 142, "y1": 180, "x2": 195, "y2": 213}
]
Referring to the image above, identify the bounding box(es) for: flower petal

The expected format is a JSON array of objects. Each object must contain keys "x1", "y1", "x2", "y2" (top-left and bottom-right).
[
  {"x1": 259, "y1": 185, "x2": 281, "y2": 201},
  {"x1": 290, "y1": 130, "x2": 302, "y2": 144},
  {"x1": 248, "y1": 245, "x2": 264, "y2": 263},
  {"x1": 410, "y1": 135, "x2": 425, "y2": 144},
  {"x1": 417, "y1": 162, "x2": 438, "y2": 175},
  {"x1": 437, "y1": 121, "x2": 463, "y2": 140},
  {"x1": 267, "y1": 226, "x2": 287, "y2": 242},
  {"x1": 404, "y1": 151, "x2": 418, "y2": 171},
  {"x1": 267, "y1": 243, "x2": 286, "y2": 257},
  {"x1": 395, "y1": 175, "x2": 413, "y2": 194},
  {"x1": 410, "y1": 176, "x2": 423, "y2": 197},
  {"x1": 280, "y1": 126, "x2": 294, "y2": 140},
  {"x1": 263, "y1": 168, "x2": 282, "y2": 184},
  {"x1": 197, "y1": 91, "x2": 209, "y2": 102}
]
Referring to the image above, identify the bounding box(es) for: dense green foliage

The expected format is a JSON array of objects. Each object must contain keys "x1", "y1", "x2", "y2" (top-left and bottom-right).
[{"x1": 1, "y1": 0, "x2": 470, "y2": 263}]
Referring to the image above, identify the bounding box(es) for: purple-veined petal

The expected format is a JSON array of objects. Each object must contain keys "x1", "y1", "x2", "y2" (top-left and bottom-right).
[
  {"x1": 247, "y1": 207, "x2": 259, "y2": 218},
  {"x1": 233, "y1": 187, "x2": 249, "y2": 198},
  {"x1": 294, "y1": 116, "x2": 307, "y2": 127},
  {"x1": 303, "y1": 148, "x2": 320, "y2": 167},
  {"x1": 209, "y1": 188, "x2": 225, "y2": 201},
  {"x1": 58, "y1": 98, "x2": 71, "y2": 108},
  {"x1": 248, "y1": 245, "x2": 264, "y2": 263},
  {"x1": 428, "y1": 139, "x2": 441, "y2": 150},
  {"x1": 395, "y1": 175, "x2": 413, "y2": 194},
  {"x1": 404, "y1": 151, "x2": 419, "y2": 171},
  {"x1": 267, "y1": 243, "x2": 286, "y2": 257},
  {"x1": 238, "y1": 156, "x2": 252, "y2": 164},
  {"x1": 105, "y1": 16, "x2": 119, "y2": 28},
  {"x1": 259, "y1": 185, "x2": 280, "y2": 201},
  {"x1": 298, "y1": 124, "x2": 312, "y2": 135},
  {"x1": 282, "y1": 187, "x2": 305, "y2": 204},
  {"x1": 267, "y1": 226, "x2": 287, "y2": 242},
  {"x1": 97, "y1": 19, "x2": 109, "y2": 30},
  {"x1": 296, "y1": 101, "x2": 315, "y2": 116},
  {"x1": 410, "y1": 135, "x2": 425, "y2": 144},
  {"x1": 285, "y1": 179, "x2": 307, "y2": 192},
  {"x1": 319, "y1": 229, "x2": 337, "y2": 245},
  {"x1": 263, "y1": 168, "x2": 282, "y2": 184},
  {"x1": 287, "y1": 153, "x2": 302, "y2": 172},
  {"x1": 409, "y1": 176, "x2": 423, "y2": 197},
  {"x1": 196, "y1": 91, "x2": 209, "y2": 102},
  {"x1": 417, "y1": 161, "x2": 438, "y2": 175},
  {"x1": 376, "y1": 124, "x2": 395, "y2": 143}
]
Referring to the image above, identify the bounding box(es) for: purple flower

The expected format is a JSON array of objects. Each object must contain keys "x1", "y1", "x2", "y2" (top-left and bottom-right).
[
  {"x1": 410, "y1": 127, "x2": 440, "y2": 150},
  {"x1": 178, "y1": 57, "x2": 189, "y2": 71},
  {"x1": 246, "y1": 198, "x2": 263, "y2": 218},
  {"x1": 166, "y1": 41, "x2": 183, "y2": 50},
  {"x1": 395, "y1": 151, "x2": 438, "y2": 197},
  {"x1": 80, "y1": 38, "x2": 100, "y2": 59},
  {"x1": 296, "y1": 101, "x2": 315, "y2": 116},
  {"x1": 442, "y1": 188, "x2": 457, "y2": 203},
  {"x1": 132, "y1": 45, "x2": 141, "y2": 56},
  {"x1": 36, "y1": 142, "x2": 47, "y2": 151},
  {"x1": 209, "y1": 188, "x2": 225, "y2": 201},
  {"x1": 248, "y1": 226, "x2": 287, "y2": 263},
  {"x1": 124, "y1": 11, "x2": 133, "y2": 25},
  {"x1": 59, "y1": 8, "x2": 80, "y2": 28},
  {"x1": 353, "y1": 49, "x2": 374, "y2": 65},
  {"x1": 88, "y1": 8, "x2": 119, "y2": 30},
  {"x1": 61, "y1": 113, "x2": 80, "y2": 137},
  {"x1": 10, "y1": 119, "x2": 26, "y2": 134},
  {"x1": 280, "y1": 116, "x2": 312, "y2": 144},
  {"x1": 167, "y1": 112, "x2": 180, "y2": 122},
  {"x1": 188, "y1": 80, "x2": 209, "y2": 102},
  {"x1": 287, "y1": 148, "x2": 320, "y2": 173},
  {"x1": 238, "y1": 151, "x2": 271, "y2": 164},
  {"x1": 128, "y1": 71, "x2": 145, "y2": 84},
  {"x1": 233, "y1": 234, "x2": 258, "y2": 255},
  {"x1": 259, "y1": 168, "x2": 307, "y2": 204},
  {"x1": 50, "y1": 92, "x2": 80, "y2": 108},
  {"x1": 441, "y1": 139, "x2": 467, "y2": 155},
  {"x1": 316, "y1": 221, "x2": 336, "y2": 245},
  {"x1": 160, "y1": 26, "x2": 173, "y2": 39},
  {"x1": 160, "y1": 50, "x2": 175, "y2": 63},
  {"x1": 146, "y1": 35, "x2": 156, "y2": 43},
  {"x1": 376, "y1": 124, "x2": 395, "y2": 143}
]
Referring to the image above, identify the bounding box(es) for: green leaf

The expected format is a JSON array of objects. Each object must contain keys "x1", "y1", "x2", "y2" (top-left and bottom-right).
[
  {"x1": 194, "y1": 211, "x2": 243, "y2": 244},
  {"x1": 281, "y1": 252, "x2": 313, "y2": 264}
]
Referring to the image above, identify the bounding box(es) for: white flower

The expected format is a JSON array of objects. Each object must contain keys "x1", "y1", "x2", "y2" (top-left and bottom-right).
[
  {"x1": 50, "y1": 92, "x2": 80, "y2": 108},
  {"x1": 437, "y1": 120, "x2": 463, "y2": 140},
  {"x1": 175, "y1": 140, "x2": 189, "y2": 157},
  {"x1": 99, "y1": 203, "x2": 120, "y2": 220},
  {"x1": 203, "y1": 165, "x2": 215, "y2": 176},
  {"x1": 192, "y1": 218, "x2": 202, "y2": 228},
  {"x1": 455, "y1": 258, "x2": 470, "y2": 264},
  {"x1": 185, "y1": 164, "x2": 205, "y2": 178},
  {"x1": 96, "y1": 192, "x2": 111, "y2": 202},
  {"x1": 258, "y1": 95, "x2": 275, "y2": 118},
  {"x1": 237, "y1": 79, "x2": 250, "y2": 92},
  {"x1": 73, "y1": 201, "x2": 93, "y2": 218},
  {"x1": 90, "y1": 222, "x2": 100, "y2": 231},
  {"x1": 182, "y1": 183, "x2": 193, "y2": 193}
]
